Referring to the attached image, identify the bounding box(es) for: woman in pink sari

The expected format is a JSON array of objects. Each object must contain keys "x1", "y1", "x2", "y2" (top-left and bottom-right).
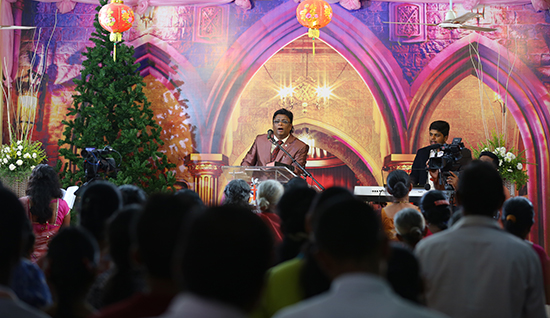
[{"x1": 20, "y1": 164, "x2": 71, "y2": 263}]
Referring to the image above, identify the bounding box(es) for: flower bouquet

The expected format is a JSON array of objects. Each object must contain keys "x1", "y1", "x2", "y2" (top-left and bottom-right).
[
  {"x1": 472, "y1": 134, "x2": 529, "y2": 192},
  {"x1": 0, "y1": 139, "x2": 47, "y2": 197}
]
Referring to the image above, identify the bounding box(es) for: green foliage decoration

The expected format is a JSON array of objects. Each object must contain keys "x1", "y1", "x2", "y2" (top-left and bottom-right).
[{"x1": 58, "y1": 0, "x2": 175, "y2": 193}]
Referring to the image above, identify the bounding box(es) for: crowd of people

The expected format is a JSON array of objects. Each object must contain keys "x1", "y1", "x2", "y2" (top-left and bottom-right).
[{"x1": 1, "y1": 160, "x2": 549, "y2": 318}]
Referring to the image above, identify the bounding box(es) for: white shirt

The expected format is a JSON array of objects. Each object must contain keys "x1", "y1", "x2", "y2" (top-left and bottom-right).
[
  {"x1": 273, "y1": 273, "x2": 448, "y2": 318},
  {"x1": 415, "y1": 215, "x2": 546, "y2": 318},
  {"x1": 155, "y1": 292, "x2": 247, "y2": 318},
  {"x1": 271, "y1": 135, "x2": 290, "y2": 153}
]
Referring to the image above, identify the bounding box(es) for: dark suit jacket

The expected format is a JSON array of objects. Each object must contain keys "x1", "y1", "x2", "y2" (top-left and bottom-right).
[
  {"x1": 241, "y1": 134, "x2": 309, "y2": 175},
  {"x1": 410, "y1": 145, "x2": 473, "y2": 186}
]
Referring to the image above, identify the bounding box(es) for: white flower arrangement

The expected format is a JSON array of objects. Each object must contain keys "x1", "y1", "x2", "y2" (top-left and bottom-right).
[
  {"x1": 0, "y1": 139, "x2": 46, "y2": 178},
  {"x1": 474, "y1": 134, "x2": 529, "y2": 190}
]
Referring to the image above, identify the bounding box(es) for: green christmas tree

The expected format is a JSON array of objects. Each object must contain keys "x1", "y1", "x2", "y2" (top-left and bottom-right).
[{"x1": 58, "y1": 0, "x2": 175, "y2": 193}]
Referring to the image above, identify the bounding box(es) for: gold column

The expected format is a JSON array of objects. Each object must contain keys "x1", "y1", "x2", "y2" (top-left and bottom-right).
[{"x1": 184, "y1": 153, "x2": 228, "y2": 206}]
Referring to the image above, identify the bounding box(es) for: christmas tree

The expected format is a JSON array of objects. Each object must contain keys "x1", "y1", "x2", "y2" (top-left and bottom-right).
[{"x1": 58, "y1": 0, "x2": 175, "y2": 193}]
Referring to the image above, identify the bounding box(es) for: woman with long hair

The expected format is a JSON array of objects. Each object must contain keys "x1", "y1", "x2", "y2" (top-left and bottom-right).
[
  {"x1": 381, "y1": 170, "x2": 419, "y2": 241},
  {"x1": 20, "y1": 164, "x2": 71, "y2": 263}
]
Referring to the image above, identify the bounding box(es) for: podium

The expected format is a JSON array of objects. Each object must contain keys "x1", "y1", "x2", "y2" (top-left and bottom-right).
[{"x1": 220, "y1": 166, "x2": 297, "y2": 185}]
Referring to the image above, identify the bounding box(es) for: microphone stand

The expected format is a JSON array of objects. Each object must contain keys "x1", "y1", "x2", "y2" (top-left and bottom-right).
[{"x1": 269, "y1": 137, "x2": 325, "y2": 191}]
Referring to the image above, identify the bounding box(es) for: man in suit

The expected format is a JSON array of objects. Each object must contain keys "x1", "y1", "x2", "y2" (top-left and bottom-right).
[{"x1": 241, "y1": 108, "x2": 309, "y2": 175}]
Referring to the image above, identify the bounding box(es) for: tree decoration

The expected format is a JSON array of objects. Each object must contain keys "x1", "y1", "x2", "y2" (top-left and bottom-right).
[
  {"x1": 296, "y1": 0, "x2": 333, "y2": 55},
  {"x1": 98, "y1": 0, "x2": 134, "y2": 61}
]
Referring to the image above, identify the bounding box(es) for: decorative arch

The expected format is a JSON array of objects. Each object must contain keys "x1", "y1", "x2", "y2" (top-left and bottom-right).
[
  {"x1": 409, "y1": 33, "x2": 550, "y2": 247},
  {"x1": 205, "y1": 1, "x2": 410, "y2": 154},
  {"x1": 129, "y1": 35, "x2": 206, "y2": 148}
]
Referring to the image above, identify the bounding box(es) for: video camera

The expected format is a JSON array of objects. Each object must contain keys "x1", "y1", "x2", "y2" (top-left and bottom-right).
[
  {"x1": 81, "y1": 146, "x2": 119, "y2": 181},
  {"x1": 427, "y1": 138, "x2": 465, "y2": 172}
]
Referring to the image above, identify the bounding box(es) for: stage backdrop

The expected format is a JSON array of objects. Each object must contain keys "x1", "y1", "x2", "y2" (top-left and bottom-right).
[{"x1": 11, "y1": 0, "x2": 550, "y2": 248}]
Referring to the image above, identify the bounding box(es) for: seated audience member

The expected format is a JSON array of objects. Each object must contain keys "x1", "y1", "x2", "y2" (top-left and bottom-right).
[
  {"x1": 100, "y1": 205, "x2": 145, "y2": 308},
  {"x1": 273, "y1": 199, "x2": 447, "y2": 318},
  {"x1": 393, "y1": 208, "x2": 426, "y2": 249},
  {"x1": 419, "y1": 191, "x2": 451, "y2": 235},
  {"x1": 78, "y1": 181, "x2": 123, "y2": 309},
  {"x1": 415, "y1": 161, "x2": 545, "y2": 318},
  {"x1": 11, "y1": 228, "x2": 52, "y2": 309},
  {"x1": 381, "y1": 170, "x2": 419, "y2": 240},
  {"x1": 158, "y1": 205, "x2": 273, "y2": 317},
  {"x1": 222, "y1": 179, "x2": 251, "y2": 208},
  {"x1": 275, "y1": 186, "x2": 317, "y2": 263},
  {"x1": 20, "y1": 164, "x2": 71, "y2": 263},
  {"x1": 283, "y1": 177, "x2": 309, "y2": 192},
  {"x1": 0, "y1": 188, "x2": 50, "y2": 318},
  {"x1": 503, "y1": 197, "x2": 550, "y2": 304},
  {"x1": 92, "y1": 193, "x2": 198, "y2": 318},
  {"x1": 174, "y1": 189, "x2": 205, "y2": 210},
  {"x1": 44, "y1": 227, "x2": 100, "y2": 318},
  {"x1": 118, "y1": 185, "x2": 147, "y2": 207},
  {"x1": 386, "y1": 244, "x2": 425, "y2": 305},
  {"x1": 256, "y1": 180, "x2": 285, "y2": 245},
  {"x1": 252, "y1": 188, "x2": 356, "y2": 318}
]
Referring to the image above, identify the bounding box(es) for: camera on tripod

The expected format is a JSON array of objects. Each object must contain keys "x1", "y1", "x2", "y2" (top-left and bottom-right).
[{"x1": 81, "y1": 146, "x2": 119, "y2": 181}]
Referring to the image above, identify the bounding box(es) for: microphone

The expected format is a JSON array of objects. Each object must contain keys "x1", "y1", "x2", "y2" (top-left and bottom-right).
[
  {"x1": 267, "y1": 129, "x2": 274, "y2": 141},
  {"x1": 424, "y1": 183, "x2": 431, "y2": 191}
]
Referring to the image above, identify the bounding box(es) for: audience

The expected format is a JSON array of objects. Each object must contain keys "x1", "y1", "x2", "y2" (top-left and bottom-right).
[
  {"x1": 92, "y1": 193, "x2": 198, "y2": 318},
  {"x1": 275, "y1": 186, "x2": 317, "y2": 263},
  {"x1": 419, "y1": 191, "x2": 452, "y2": 235},
  {"x1": 256, "y1": 180, "x2": 285, "y2": 245},
  {"x1": 393, "y1": 208, "x2": 426, "y2": 249},
  {"x1": 386, "y1": 244, "x2": 425, "y2": 305},
  {"x1": 118, "y1": 185, "x2": 148, "y2": 207},
  {"x1": 222, "y1": 179, "x2": 251, "y2": 208},
  {"x1": 273, "y1": 198, "x2": 446, "y2": 318},
  {"x1": 283, "y1": 177, "x2": 309, "y2": 192},
  {"x1": 502, "y1": 197, "x2": 550, "y2": 304},
  {"x1": 0, "y1": 188, "x2": 50, "y2": 318},
  {"x1": 415, "y1": 161, "x2": 546, "y2": 318},
  {"x1": 380, "y1": 170, "x2": 419, "y2": 240},
  {"x1": 100, "y1": 205, "x2": 146, "y2": 308},
  {"x1": 20, "y1": 164, "x2": 71, "y2": 263},
  {"x1": 174, "y1": 189, "x2": 205, "y2": 210},
  {"x1": 44, "y1": 227, "x2": 99, "y2": 318},
  {"x1": 158, "y1": 205, "x2": 273, "y2": 317}
]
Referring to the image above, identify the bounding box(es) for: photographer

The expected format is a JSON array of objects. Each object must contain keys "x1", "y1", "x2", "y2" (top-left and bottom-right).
[{"x1": 411, "y1": 121, "x2": 471, "y2": 190}]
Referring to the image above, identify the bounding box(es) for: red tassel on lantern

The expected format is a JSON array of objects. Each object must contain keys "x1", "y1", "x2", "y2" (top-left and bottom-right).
[
  {"x1": 99, "y1": 0, "x2": 135, "y2": 61},
  {"x1": 296, "y1": 0, "x2": 333, "y2": 55}
]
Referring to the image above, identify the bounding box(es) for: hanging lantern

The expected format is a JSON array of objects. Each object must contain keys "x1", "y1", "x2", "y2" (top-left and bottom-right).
[
  {"x1": 296, "y1": 0, "x2": 333, "y2": 55},
  {"x1": 98, "y1": 0, "x2": 135, "y2": 61}
]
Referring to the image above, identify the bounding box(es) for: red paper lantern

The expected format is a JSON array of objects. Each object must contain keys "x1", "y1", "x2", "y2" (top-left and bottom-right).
[
  {"x1": 99, "y1": 0, "x2": 135, "y2": 61},
  {"x1": 296, "y1": 0, "x2": 332, "y2": 54}
]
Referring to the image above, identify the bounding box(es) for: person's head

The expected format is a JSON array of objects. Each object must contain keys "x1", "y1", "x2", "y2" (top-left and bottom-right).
[
  {"x1": 256, "y1": 180, "x2": 284, "y2": 211},
  {"x1": 177, "y1": 205, "x2": 273, "y2": 313},
  {"x1": 306, "y1": 187, "x2": 355, "y2": 235},
  {"x1": 26, "y1": 164, "x2": 63, "y2": 224},
  {"x1": 272, "y1": 108, "x2": 294, "y2": 140},
  {"x1": 428, "y1": 120, "x2": 450, "y2": 145},
  {"x1": 393, "y1": 208, "x2": 425, "y2": 249},
  {"x1": 107, "y1": 205, "x2": 142, "y2": 271},
  {"x1": 174, "y1": 189, "x2": 205, "y2": 211},
  {"x1": 479, "y1": 151, "x2": 500, "y2": 170},
  {"x1": 118, "y1": 184, "x2": 147, "y2": 207},
  {"x1": 78, "y1": 181, "x2": 123, "y2": 244},
  {"x1": 457, "y1": 160, "x2": 505, "y2": 217},
  {"x1": 135, "y1": 193, "x2": 195, "y2": 280},
  {"x1": 386, "y1": 170, "x2": 411, "y2": 200},
  {"x1": 420, "y1": 190, "x2": 452, "y2": 232},
  {"x1": 313, "y1": 198, "x2": 385, "y2": 278},
  {"x1": 222, "y1": 179, "x2": 251, "y2": 207},
  {"x1": 0, "y1": 188, "x2": 28, "y2": 285},
  {"x1": 45, "y1": 227, "x2": 99, "y2": 303},
  {"x1": 284, "y1": 177, "x2": 309, "y2": 192},
  {"x1": 502, "y1": 196, "x2": 534, "y2": 240},
  {"x1": 386, "y1": 243, "x2": 423, "y2": 304}
]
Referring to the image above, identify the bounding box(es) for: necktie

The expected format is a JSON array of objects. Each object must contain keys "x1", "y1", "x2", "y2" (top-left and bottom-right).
[{"x1": 271, "y1": 140, "x2": 284, "y2": 162}]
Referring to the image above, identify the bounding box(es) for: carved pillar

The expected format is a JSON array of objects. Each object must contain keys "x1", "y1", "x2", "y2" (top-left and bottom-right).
[
  {"x1": 383, "y1": 154, "x2": 415, "y2": 174},
  {"x1": 185, "y1": 153, "x2": 228, "y2": 206}
]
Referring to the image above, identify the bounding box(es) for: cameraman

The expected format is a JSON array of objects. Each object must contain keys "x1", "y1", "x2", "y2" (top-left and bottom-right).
[{"x1": 410, "y1": 121, "x2": 472, "y2": 190}]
